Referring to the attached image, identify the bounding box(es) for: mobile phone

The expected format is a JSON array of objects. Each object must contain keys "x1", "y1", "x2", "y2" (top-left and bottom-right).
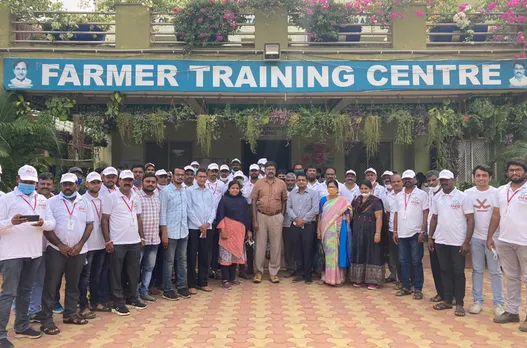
[{"x1": 20, "y1": 215, "x2": 40, "y2": 222}]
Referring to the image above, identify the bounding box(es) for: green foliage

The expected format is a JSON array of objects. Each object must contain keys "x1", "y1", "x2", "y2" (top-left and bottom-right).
[
  {"x1": 364, "y1": 115, "x2": 381, "y2": 159},
  {"x1": 106, "y1": 92, "x2": 124, "y2": 118},
  {"x1": 427, "y1": 100, "x2": 463, "y2": 169},
  {"x1": 387, "y1": 107, "x2": 414, "y2": 145},
  {"x1": 14, "y1": 94, "x2": 31, "y2": 117},
  {"x1": 239, "y1": 0, "x2": 302, "y2": 9},
  {"x1": 5, "y1": 0, "x2": 55, "y2": 20},
  {"x1": 196, "y1": 114, "x2": 220, "y2": 155},
  {"x1": 97, "y1": 0, "x2": 184, "y2": 12},
  {"x1": 45, "y1": 96, "x2": 76, "y2": 121},
  {"x1": 230, "y1": 108, "x2": 270, "y2": 153}
]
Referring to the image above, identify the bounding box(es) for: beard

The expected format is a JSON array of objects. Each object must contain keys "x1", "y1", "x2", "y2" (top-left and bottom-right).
[{"x1": 511, "y1": 176, "x2": 527, "y2": 183}]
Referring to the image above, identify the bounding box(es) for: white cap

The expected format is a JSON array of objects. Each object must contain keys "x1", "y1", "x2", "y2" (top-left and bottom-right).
[
  {"x1": 381, "y1": 171, "x2": 394, "y2": 177},
  {"x1": 234, "y1": 170, "x2": 244, "y2": 178},
  {"x1": 184, "y1": 165, "x2": 194, "y2": 172},
  {"x1": 119, "y1": 170, "x2": 134, "y2": 180},
  {"x1": 190, "y1": 161, "x2": 200, "y2": 167},
  {"x1": 438, "y1": 169, "x2": 454, "y2": 180},
  {"x1": 364, "y1": 168, "x2": 377, "y2": 175},
  {"x1": 257, "y1": 158, "x2": 267, "y2": 165},
  {"x1": 220, "y1": 164, "x2": 230, "y2": 171},
  {"x1": 60, "y1": 173, "x2": 78, "y2": 184},
  {"x1": 249, "y1": 164, "x2": 260, "y2": 171},
  {"x1": 86, "y1": 172, "x2": 102, "y2": 183},
  {"x1": 208, "y1": 163, "x2": 219, "y2": 171},
  {"x1": 345, "y1": 169, "x2": 356, "y2": 176},
  {"x1": 102, "y1": 167, "x2": 118, "y2": 176},
  {"x1": 231, "y1": 158, "x2": 241, "y2": 164},
  {"x1": 155, "y1": 169, "x2": 168, "y2": 176},
  {"x1": 18, "y1": 165, "x2": 38, "y2": 182},
  {"x1": 401, "y1": 170, "x2": 416, "y2": 179}
]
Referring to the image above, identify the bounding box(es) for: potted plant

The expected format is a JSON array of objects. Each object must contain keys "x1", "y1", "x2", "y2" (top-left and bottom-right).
[
  {"x1": 173, "y1": 0, "x2": 244, "y2": 50},
  {"x1": 480, "y1": 0, "x2": 527, "y2": 48}
]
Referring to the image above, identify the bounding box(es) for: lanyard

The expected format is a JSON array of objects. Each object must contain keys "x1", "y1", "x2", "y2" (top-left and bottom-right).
[
  {"x1": 20, "y1": 195, "x2": 37, "y2": 212},
  {"x1": 63, "y1": 200, "x2": 77, "y2": 218},
  {"x1": 507, "y1": 188, "x2": 521, "y2": 206},
  {"x1": 91, "y1": 199, "x2": 101, "y2": 219},
  {"x1": 404, "y1": 191, "x2": 412, "y2": 212},
  {"x1": 208, "y1": 182, "x2": 218, "y2": 196},
  {"x1": 121, "y1": 196, "x2": 134, "y2": 214}
]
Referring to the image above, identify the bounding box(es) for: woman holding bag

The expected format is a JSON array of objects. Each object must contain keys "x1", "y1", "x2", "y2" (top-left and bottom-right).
[{"x1": 216, "y1": 181, "x2": 252, "y2": 289}]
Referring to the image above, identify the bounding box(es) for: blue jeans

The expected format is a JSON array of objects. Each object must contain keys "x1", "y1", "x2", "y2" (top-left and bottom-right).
[
  {"x1": 29, "y1": 255, "x2": 46, "y2": 315},
  {"x1": 398, "y1": 233, "x2": 424, "y2": 291},
  {"x1": 139, "y1": 245, "x2": 159, "y2": 296},
  {"x1": 98, "y1": 253, "x2": 110, "y2": 304},
  {"x1": 78, "y1": 249, "x2": 106, "y2": 309},
  {"x1": 0, "y1": 257, "x2": 41, "y2": 339},
  {"x1": 471, "y1": 237, "x2": 504, "y2": 305},
  {"x1": 164, "y1": 237, "x2": 188, "y2": 292}
]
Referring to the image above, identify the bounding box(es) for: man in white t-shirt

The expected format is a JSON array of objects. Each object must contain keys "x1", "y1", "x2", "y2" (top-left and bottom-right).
[
  {"x1": 306, "y1": 165, "x2": 322, "y2": 192},
  {"x1": 386, "y1": 174, "x2": 403, "y2": 285},
  {"x1": 316, "y1": 167, "x2": 345, "y2": 198},
  {"x1": 206, "y1": 163, "x2": 227, "y2": 279},
  {"x1": 341, "y1": 169, "x2": 360, "y2": 203},
  {"x1": 464, "y1": 165, "x2": 504, "y2": 317},
  {"x1": 488, "y1": 158, "x2": 527, "y2": 331},
  {"x1": 381, "y1": 170, "x2": 394, "y2": 194},
  {"x1": 393, "y1": 170, "x2": 429, "y2": 299},
  {"x1": 426, "y1": 170, "x2": 444, "y2": 303},
  {"x1": 219, "y1": 164, "x2": 231, "y2": 185},
  {"x1": 365, "y1": 168, "x2": 387, "y2": 202},
  {"x1": 102, "y1": 170, "x2": 146, "y2": 316},
  {"x1": 429, "y1": 169, "x2": 474, "y2": 317}
]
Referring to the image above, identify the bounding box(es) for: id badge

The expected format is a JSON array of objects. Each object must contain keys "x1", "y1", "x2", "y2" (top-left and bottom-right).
[
  {"x1": 67, "y1": 219, "x2": 75, "y2": 231},
  {"x1": 403, "y1": 212, "x2": 408, "y2": 220},
  {"x1": 131, "y1": 217, "x2": 136, "y2": 226},
  {"x1": 504, "y1": 205, "x2": 509, "y2": 217}
]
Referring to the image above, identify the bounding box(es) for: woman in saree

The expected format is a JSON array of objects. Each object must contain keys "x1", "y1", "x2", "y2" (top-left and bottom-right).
[
  {"x1": 317, "y1": 179, "x2": 352, "y2": 286},
  {"x1": 350, "y1": 180, "x2": 385, "y2": 290},
  {"x1": 216, "y1": 181, "x2": 252, "y2": 289}
]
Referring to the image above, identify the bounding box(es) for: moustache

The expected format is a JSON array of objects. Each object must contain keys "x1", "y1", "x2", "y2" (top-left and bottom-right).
[{"x1": 123, "y1": 183, "x2": 132, "y2": 187}]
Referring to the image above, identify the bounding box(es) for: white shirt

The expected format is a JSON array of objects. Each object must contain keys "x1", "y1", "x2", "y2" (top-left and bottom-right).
[
  {"x1": 385, "y1": 190, "x2": 399, "y2": 232},
  {"x1": 427, "y1": 186, "x2": 441, "y2": 233},
  {"x1": 9, "y1": 77, "x2": 32, "y2": 88},
  {"x1": 102, "y1": 190, "x2": 142, "y2": 245},
  {"x1": 242, "y1": 181, "x2": 256, "y2": 204},
  {"x1": 497, "y1": 182, "x2": 527, "y2": 246},
  {"x1": 316, "y1": 181, "x2": 345, "y2": 199},
  {"x1": 48, "y1": 194, "x2": 93, "y2": 254},
  {"x1": 340, "y1": 183, "x2": 360, "y2": 203},
  {"x1": 83, "y1": 192, "x2": 105, "y2": 251},
  {"x1": 98, "y1": 185, "x2": 117, "y2": 200},
  {"x1": 431, "y1": 188, "x2": 474, "y2": 246},
  {"x1": 372, "y1": 183, "x2": 387, "y2": 201},
  {"x1": 394, "y1": 187, "x2": 429, "y2": 238},
  {"x1": 307, "y1": 181, "x2": 323, "y2": 192},
  {"x1": 0, "y1": 188, "x2": 55, "y2": 261},
  {"x1": 464, "y1": 186, "x2": 498, "y2": 241},
  {"x1": 0, "y1": 191, "x2": 5, "y2": 197},
  {"x1": 206, "y1": 180, "x2": 227, "y2": 209},
  {"x1": 509, "y1": 76, "x2": 527, "y2": 87}
]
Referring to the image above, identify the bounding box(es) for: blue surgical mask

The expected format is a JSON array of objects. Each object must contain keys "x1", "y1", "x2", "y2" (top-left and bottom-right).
[
  {"x1": 60, "y1": 191, "x2": 77, "y2": 199},
  {"x1": 133, "y1": 179, "x2": 141, "y2": 185},
  {"x1": 18, "y1": 183, "x2": 35, "y2": 195},
  {"x1": 295, "y1": 170, "x2": 304, "y2": 176},
  {"x1": 76, "y1": 178, "x2": 83, "y2": 185}
]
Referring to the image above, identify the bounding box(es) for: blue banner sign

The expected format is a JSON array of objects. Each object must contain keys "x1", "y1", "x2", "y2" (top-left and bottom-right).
[{"x1": 4, "y1": 58, "x2": 527, "y2": 92}]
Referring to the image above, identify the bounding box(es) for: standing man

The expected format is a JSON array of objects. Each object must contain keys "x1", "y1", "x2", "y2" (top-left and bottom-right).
[
  {"x1": 78, "y1": 172, "x2": 107, "y2": 318},
  {"x1": 219, "y1": 165, "x2": 231, "y2": 185},
  {"x1": 316, "y1": 167, "x2": 344, "y2": 198},
  {"x1": 489, "y1": 158, "x2": 527, "y2": 330},
  {"x1": 206, "y1": 163, "x2": 226, "y2": 279},
  {"x1": 231, "y1": 158, "x2": 242, "y2": 173},
  {"x1": 393, "y1": 170, "x2": 429, "y2": 300},
  {"x1": 136, "y1": 173, "x2": 161, "y2": 303},
  {"x1": 365, "y1": 168, "x2": 387, "y2": 201},
  {"x1": 155, "y1": 169, "x2": 169, "y2": 192},
  {"x1": 160, "y1": 168, "x2": 190, "y2": 300},
  {"x1": 341, "y1": 169, "x2": 360, "y2": 203},
  {"x1": 257, "y1": 158, "x2": 267, "y2": 179},
  {"x1": 102, "y1": 170, "x2": 146, "y2": 316},
  {"x1": 306, "y1": 165, "x2": 322, "y2": 192},
  {"x1": 41, "y1": 173, "x2": 93, "y2": 333},
  {"x1": 238, "y1": 164, "x2": 260, "y2": 278},
  {"x1": 426, "y1": 170, "x2": 444, "y2": 303},
  {"x1": 0, "y1": 165, "x2": 55, "y2": 346},
  {"x1": 382, "y1": 171, "x2": 394, "y2": 193},
  {"x1": 186, "y1": 169, "x2": 215, "y2": 293},
  {"x1": 100, "y1": 167, "x2": 118, "y2": 199},
  {"x1": 144, "y1": 163, "x2": 156, "y2": 175},
  {"x1": 464, "y1": 165, "x2": 504, "y2": 316},
  {"x1": 293, "y1": 162, "x2": 304, "y2": 176},
  {"x1": 182, "y1": 165, "x2": 195, "y2": 188},
  {"x1": 429, "y1": 170, "x2": 474, "y2": 317},
  {"x1": 288, "y1": 173, "x2": 319, "y2": 284},
  {"x1": 385, "y1": 174, "x2": 403, "y2": 286},
  {"x1": 251, "y1": 161, "x2": 288, "y2": 284},
  {"x1": 190, "y1": 161, "x2": 200, "y2": 174},
  {"x1": 282, "y1": 172, "x2": 297, "y2": 278},
  {"x1": 131, "y1": 164, "x2": 144, "y2": 193}
]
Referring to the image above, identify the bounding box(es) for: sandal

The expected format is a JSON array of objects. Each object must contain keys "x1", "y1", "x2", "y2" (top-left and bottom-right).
[
  {"x1": 396, "y1": 288, "x2": 412, "y2": 297},
  {"x1": 198, "y1": 286, "x2": 212, "y2": 292},
  {"x1": 433, "y1": 302, "x2": 453, "y2": 311},
  {"x1": 413, "y1": 291, "x2": 424, "y2": 300},
  {"x1": 430, "y1": 294, "x2": 443, "y2": 303},
  {"x1": 63, "y1": 315, "x2": 88, "y2": 325},
  {"x1": 189, "y1": 288, "x2": 198, "y2": 295},
  {"x1": 92, "y1": 304, "x2": 111, "y2": 312},
  {"x1": 455, "y1": 306, "x2": 466, "y2": 317},
  {"x1": 40, "y1": 323, "x2": 60, "y2": 335},
  {"x1": 80, "y1": 309, "x2": 96, "y2": 319}
]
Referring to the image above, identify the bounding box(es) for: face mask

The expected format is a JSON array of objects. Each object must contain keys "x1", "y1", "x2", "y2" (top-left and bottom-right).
[
  {"x1": 431, "y1": 185, "x2": 441, "y2": 193},
  {"x1": 328, "y1": 188, "x2": 338, "y2": 196},
  {"x1": 60, "y1": 191, "x2": 77, "y2": 199},
  {"x1": 362, "y1": 192, "x2": 371, "y2": 198},
  {"x1": 76, "y1": 178, "x2": 83, "y2": 185},
  {"x1": 385, "y1": 184, "x2": 392, "y2": 190},
  {"x1": 193, "y1": 168, "x2": 198, "y2": 175},
  {"x1": 133, "y1": 179, "x2": 141, "y2": 185},
  {"x1": 18, "y1": 183, "x2": 35, "y2": 195},
  {"x1": 295, "y1": 170, "x2": 304, "y2": 176},
  {"x1": 158, "y1": 184, "x2": 166, "y2": 189}
]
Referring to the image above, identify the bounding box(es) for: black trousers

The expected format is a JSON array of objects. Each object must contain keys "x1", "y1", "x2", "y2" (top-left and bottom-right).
[
  {"x1": 388, "y1": 232, "x2": 402, "y2": 281},
  {"x1": 109, "y1": 243, "x2": 141, "y2": 306},
  {"x1": 283, "y1": 226, "x2": 295, "y2": 273},
  {"x1": 239, "y1": 205, "x2": 254, "y2": 275},
  {"x1": 187, "y1": 229, "x2": 212, "y2": 288},
  {"x1": 429, "y1": 243, "x2": 444, "y2": 298},
  {"x1": 41, "y1": 247, "x2": 86, "y2": 323},
  {"x1": 210, "y1": 222, "x2": 220, "y2": 273},
  {"x1": 221, "y1": 265, "x2": 236, "y2": 282},
  {"x1": 435, "y1": 243, "x2": 465, "y2": 306},
  {"x1": 293, "y1": 223, "x2": 316, "y2": 281},
  {"x1": 152, "y1": 244, "x2": 164, "y2": 288}
]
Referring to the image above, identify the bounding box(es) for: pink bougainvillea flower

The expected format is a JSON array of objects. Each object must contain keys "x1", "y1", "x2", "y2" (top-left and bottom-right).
[
  {"x1": 198, "y1": 18, "x2": 203, "y2": 23},
  {"x1": 200, "y1": 33, "x2": 206, "y2": 38},
  {"x1": 416, "y1": 11, "x2": 424, "y2": 17},
  {"x1": 173, "y1": 8, "x2": 181, "y2": 13},
  {"x1": 487, "y1": 1, "x2": 497, "y2": 11},
  {"x1": 307, "y1": 9, "x2": 313, "y2": 15},
  {"x1": 458, "y1": 3, "x2": 469, "y2": 12}
]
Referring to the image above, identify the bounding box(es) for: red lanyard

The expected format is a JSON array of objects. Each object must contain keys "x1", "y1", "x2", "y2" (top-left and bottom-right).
[
  {"x1": 507, "y1": 188, "x2": 521, "y2": 205},
  {"x1": 208, "y1": 182, "x2": 217, "y2": 195},
  {"x1": 91, "y1": 199, "x2": 101, "y2": 219},
  {"x1": 121, "y1": 196, "x2": 134, "y2": 214},
  {"x1": 20, "y1": 196, "x2": 36, "y2": 212},
  {"x1": 63, "y1": 200, "x2": 77, "y2": 217},
  {"x1": 404, "y1": 191, "x2": 412, "y2": 212}
]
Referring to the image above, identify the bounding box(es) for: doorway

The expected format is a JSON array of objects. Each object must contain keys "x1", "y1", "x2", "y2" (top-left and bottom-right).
[
  {"x1": 145, "y1": 141, "x2": 193, "y2": 171},
  {"x1": 242, "y1": 140, "x2": 291, "y2": 172}
]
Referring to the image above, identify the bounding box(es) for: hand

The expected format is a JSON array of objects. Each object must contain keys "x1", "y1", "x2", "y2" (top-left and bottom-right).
[
  {"x1": 140, "y1": 239, "x2": 145, "y2": 248},
  {"x1": 460, "y1": 241, "x2": 471, "y2": 256},
  {"x1": 58, "y1": 244, "x2": 73, "y2": 257},
  {"x1": 418, "y1": 233, "x2": 425, "y2": 244},
  {"x1": 295, "y1": 218, "x2": 304, "y2": 228},
  {"x1": 200, "y1": 231, "x2": 207, "y2": 239},
  {"x1": 32, "y1": 218, "x2": 44, "y2": 227},
  {"x1": 247, "y1": 231, "x2": 253, "y2": 241},
  {"x1": 161, "y1": 231, "x2": 168, "y2": 249},
  {"x1": 253, "y1": 221, "x2": 259, "y2": 233},
  {"x1": 486, "y1": 238, "x2": 495, "y2": 251},
  {"x1": 11, "y1": 214, "x2": 27, "y2": 225},
  {"x1": 428, "y1": 237, "x2": 435, "y2": 252},
  {"x1": 374, "y1": 233, "x2": 381, "y2": 244},
  {"x1": 317, "y1": 231, "x2": 321, "y2": 240},
  {"x1": 68, "y1": 243, "x2": 83, "y2": 257},
  {"x1": 105, "y1": 241, "x2": 114, "y2": 253},
  {"x1": 393, "y1": 232, "x2": 398, "y2": 245},
  {"x1": 220, "y1": 229, "x2": 229, "y2": 240}
]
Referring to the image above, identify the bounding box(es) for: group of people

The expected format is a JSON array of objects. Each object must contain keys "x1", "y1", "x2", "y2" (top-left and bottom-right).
[{"x1": 1, "y1": 156, "x2": 527, "y2": 348}]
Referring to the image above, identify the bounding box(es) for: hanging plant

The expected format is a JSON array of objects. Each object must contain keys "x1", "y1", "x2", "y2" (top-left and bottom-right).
[
  {"x1": 144, "y1": 110, "x2": 170, "y2": 145},
  {"x1": 45, "y1": 96, "x2": 76, "y2": 121},
  {"x1": 288, "y1": 106, "x2": 318, "y2": 140},
  {"x1": 387, "y1": 107, "x2": 414, "y2": 145},
  {"x1": 116, "y1": 112, "x2": 134, "y2": 145},
  {"x1": 106, "y1": 92, "x2": 124, "y2": 118},
  {"x1": 427, "y1": 100, "x2": 463, "y2": 169},
  {"x1": 169, "y1": 105, "x2": 196, "y2": 130},
  {"x1": 14, "y1": 94, "x2": 32, "y2": 118},
  {"x1": 196, "y1": 114, "x2": 220, "y2": 155},
  {"x1": 232, "y1": 108, "x2": 270, "y2": 153},
  {"x1": 269, "y1": 109, "x2": 292, "y2": 125},
  {"x1": 364, "y1": 115, "x2": 381, "y2": 158}
]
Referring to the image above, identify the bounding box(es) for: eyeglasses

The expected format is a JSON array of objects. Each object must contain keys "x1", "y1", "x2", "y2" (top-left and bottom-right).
[
  {"x1": 508, "y1": 168, "x2": 525, "y2": 173},
  {"x1": 174, "y1": 174, "x2": 184, "y2": 177}
]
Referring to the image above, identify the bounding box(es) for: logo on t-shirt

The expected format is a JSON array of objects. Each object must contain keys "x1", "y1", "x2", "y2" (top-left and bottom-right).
[
  {"x1": 451, "y1": 199, "x2": 462, "y2": 209},
  {"x1": 474, "y1": 198, "x2": 491, "y2": 212},
  {"x1": 518, "y1": 191, "x2": 527, "y2": 204}
]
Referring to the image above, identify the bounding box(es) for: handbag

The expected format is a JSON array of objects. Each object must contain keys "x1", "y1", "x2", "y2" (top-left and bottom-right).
[{"x1": 314, "y1": 240, "x2": 325, "y2": 272}]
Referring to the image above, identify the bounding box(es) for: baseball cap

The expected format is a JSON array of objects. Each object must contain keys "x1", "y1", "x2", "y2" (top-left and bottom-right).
[
  {"x1": 438, "y1": 170, "x2": 454, "y2": 180},
  {"x1": 119, "y1": 170, "x2": 134, "y2": 180},
  {"x1": 234, "y1": 170, "x2": 244, "y2": 178},
  {"x1": 401, "y1": 170, "x2": 416, "y2": 179},
  {"x1": 155, "y1": 169, "x2": 168, "y2": 176},
  {"x1": 249, "y1": 164, "x2": 260, "y2": 171},
  {"x1": 60, "y1": 173, "x2": 78, "y2": 184},
  {"x1": 231, "y1": 158, "x2": 241, "y2": 164},
  {"x1": 68, "y1": 167, "x2": 83, "y2": 175},
  {"x1": 345, "y1": 169, "x2": 356, "y2": 176},
  {"x1": 208, "y1": 163, "x2": 219, "y2": 171},
  {"x1": 381, "y1": 170, "x2": 394, "y2": 177},
  {"x1": 102, "y1": 167, "x2": 118, "y2": 176},
  {"x1": 190, "y1": 161, "x2": 200, "y2": 167},
  {"x1": 18, "y1": 165, "x2": 38, "y2": 182},
  {"x1": 184, "y1": 165, "x2": 194, "y2": 172},
  {"x1": 86, "y1": 172, "x2": 102, "y2": 183},
  {"x1": 257, "y1": 158, "x2": 267, "y2": 165},
  {"x1": 364, "y1": 168, "x2": 377, "y2": 175},
  {"x1": 144, "y1": 162, "x2": 155, "y2": 168},
  {"x1": 220, "y1": 164, "x2": 230, "y2": 171}
]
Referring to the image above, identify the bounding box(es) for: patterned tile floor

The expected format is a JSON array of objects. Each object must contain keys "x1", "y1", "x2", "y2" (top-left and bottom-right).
[{"x1": 7, "y1": 264, "x2": 527, "y2": 348}]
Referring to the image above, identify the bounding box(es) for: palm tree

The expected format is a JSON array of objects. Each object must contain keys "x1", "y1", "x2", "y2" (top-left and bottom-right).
[{"x1": 0, "y1": 94, "x2": 62, "y2": 191}]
